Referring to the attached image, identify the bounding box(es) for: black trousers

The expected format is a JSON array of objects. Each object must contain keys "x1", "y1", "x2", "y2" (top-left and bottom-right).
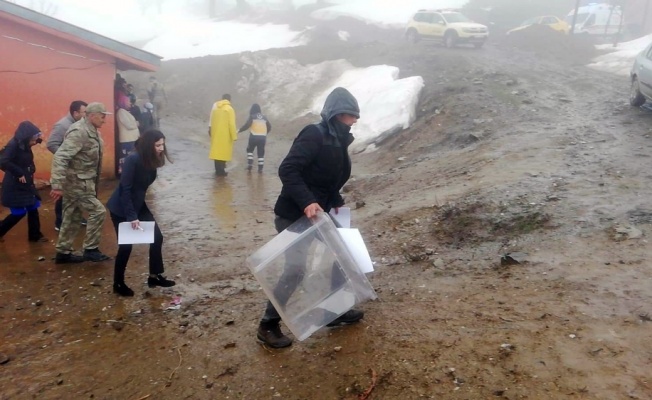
[
  {"x1": 214, "y1": 160, "x2": 226, "y2": 175},
  {"x1": 260, "y1": 215, "x2": 346, "y2": 326},
  {"x1": 0, "y1": 209, "x2": 42, "y2": 241},
  {"x1": 246, "y1": 135, "x2": 267, "y2": 169},
  {"x1": 110, "y1": 205, "x2": 164, "y2": 284}
]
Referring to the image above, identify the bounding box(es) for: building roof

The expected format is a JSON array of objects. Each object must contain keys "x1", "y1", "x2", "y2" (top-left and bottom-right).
[{"x1": 0, "y1": 0, "x2": 160, "y2": 71}]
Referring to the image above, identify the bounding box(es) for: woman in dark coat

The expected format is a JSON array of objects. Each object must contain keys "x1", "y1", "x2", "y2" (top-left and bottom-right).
[
  {"x1": 106, "y1": 129, "x2": 175, "y2": 296},
  {"x1": 0, "y1": 121, "x2": 47, "y2": 243}
]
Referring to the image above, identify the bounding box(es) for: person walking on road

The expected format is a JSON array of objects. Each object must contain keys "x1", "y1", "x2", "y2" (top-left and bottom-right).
[
  {"x1": 147, "y1": 76, "x2": 167, "y2": 127},
  {"x1": 0, "y1": 121, "x2": 48, "y2": 243},
  {"x1": 47, "y1": 100, "x2": 87, "y2": 231},
  {"x1": 256, "y1": 87, "x2": 364, "y2": 348},
  {"x1": 239, "y1": 103, "x2": 271, "y2": 173},
  {"x1": 208, "y1": 94, "x2": 237, "y2": 176},
  {"x1": 50, "y1": 102, "x2": 112, "y2": 264},
  {"x1": 107, "y1": 129, "x2": 175, "y2": 296}
]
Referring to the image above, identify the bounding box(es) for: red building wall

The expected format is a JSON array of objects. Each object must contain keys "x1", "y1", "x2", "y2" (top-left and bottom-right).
[{"x1": 0, "y1": 17, "x2": 117, "y2": 181}]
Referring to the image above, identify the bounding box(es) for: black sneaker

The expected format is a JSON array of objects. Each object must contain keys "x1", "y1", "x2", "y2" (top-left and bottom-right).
[
  {"x1": 257, "y1": 324, "x2": 293, "y2": 348},
  {"x1": 113, "y1": 283, "x2": 134, "y2": 297},
  {"x1": 55, "y1": 252, "x2": 85, "y2": 264},
  {"x1": 83, "y1": 248, "x2": 111, "y2": 262},
  {"x1": 147, "y1": 274, "x2": 176, "y2": 288},
  {"x1": 326, "y1": 309, "x2": 365, "y2": 327}
]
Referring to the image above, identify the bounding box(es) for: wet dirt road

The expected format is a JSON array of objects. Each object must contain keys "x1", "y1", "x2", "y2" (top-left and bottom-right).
[
  {"x1": 2, "y1": 33, "x2": 652, "y2": 399},
  {"x1": 0, "y1": 115, "x2": 294, "y2": 399}
]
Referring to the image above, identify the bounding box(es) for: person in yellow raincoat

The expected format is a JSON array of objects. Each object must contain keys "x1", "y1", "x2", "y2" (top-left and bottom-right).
[{"x1": 208, "y1": 94, "x2": 237, "y2": 176}]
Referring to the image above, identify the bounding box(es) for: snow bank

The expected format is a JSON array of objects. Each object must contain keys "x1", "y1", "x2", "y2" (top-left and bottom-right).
[
  {"x1": 311, "y1": 65, "x2": 424, "y2": 153},
  {"x1": 588, "y1": 34, "x2": 652, "y2": 76}
]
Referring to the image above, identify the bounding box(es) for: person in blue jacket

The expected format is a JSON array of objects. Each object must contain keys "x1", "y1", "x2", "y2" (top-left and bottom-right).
[
  {"x1": 256, "y1": 87, "x2": 364, "y2": 348},
  {"x1": 0, "y1": 121, "x2": 48, "y2": 243},
  {"x1": 106, "y1": 129, "x2": 175, "y2": 296}
]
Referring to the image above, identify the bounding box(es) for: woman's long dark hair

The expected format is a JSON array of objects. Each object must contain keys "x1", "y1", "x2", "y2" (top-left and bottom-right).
[{"x1": 136, "y1": 129, "x2": 171, "y2": 170}]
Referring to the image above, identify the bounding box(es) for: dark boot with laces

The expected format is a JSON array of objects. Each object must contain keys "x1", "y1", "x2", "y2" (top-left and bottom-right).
[
  {"x1": 257, "y1": 323, "x2": 293, "y2": 348},
  {"x1": 83, "y1": 248, "x2": 111, "y2": 262},
  {"x1": 326, "y1": 309, "x2": 364, "y2": 327},
  {"x1": 147, "y1": 274, "x2": 176, "y2": 288}
]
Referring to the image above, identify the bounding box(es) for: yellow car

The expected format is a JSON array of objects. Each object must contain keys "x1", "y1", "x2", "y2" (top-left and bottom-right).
[
  {"x1": 405, "y1": 9, "x2": 489, "y2": 48},
  {"x1": 507, "y1": 15, "x2": 570, "y2": 35}
]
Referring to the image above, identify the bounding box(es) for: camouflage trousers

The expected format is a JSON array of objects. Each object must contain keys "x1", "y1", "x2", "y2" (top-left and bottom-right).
[
  {"x1": 55, "y1": 180, "x2": 106, "y2": 254},
  {"x1": 152, "y1": 100, "x2": 164, "y2": 127}
]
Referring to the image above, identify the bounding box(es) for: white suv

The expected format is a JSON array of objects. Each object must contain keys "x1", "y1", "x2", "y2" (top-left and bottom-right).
[{"x1": 405, "y1": 9, "x2": 488, "y2": 48}]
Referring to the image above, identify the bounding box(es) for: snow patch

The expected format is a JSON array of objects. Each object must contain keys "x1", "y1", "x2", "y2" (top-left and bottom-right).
[{"x1": 310, "y1": 65, "x2": 425, "y2": 153}]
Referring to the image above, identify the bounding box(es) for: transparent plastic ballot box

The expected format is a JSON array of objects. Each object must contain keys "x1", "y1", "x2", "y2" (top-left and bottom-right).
[{"x1": 246, "y1": 212, "x2": 377, "y2": 341}]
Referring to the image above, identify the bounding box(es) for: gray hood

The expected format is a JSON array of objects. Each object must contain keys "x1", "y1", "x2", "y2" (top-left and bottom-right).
[{"x1": 320, "y1": 87, "x2": 360, "y2": 122}]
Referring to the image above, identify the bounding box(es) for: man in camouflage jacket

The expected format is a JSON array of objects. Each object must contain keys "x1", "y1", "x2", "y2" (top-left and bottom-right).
[{"x1": 50, "y1": 102, "x2": 112, "y2": 264}]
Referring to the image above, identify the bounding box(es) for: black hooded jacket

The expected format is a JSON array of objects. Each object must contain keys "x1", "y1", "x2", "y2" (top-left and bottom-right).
[
  {"x1": 274, "y1": 87, "x2": 360, "y2": 221},
  {"x1": 0, "y1": 121, "x2": 41, "y2": 208}
]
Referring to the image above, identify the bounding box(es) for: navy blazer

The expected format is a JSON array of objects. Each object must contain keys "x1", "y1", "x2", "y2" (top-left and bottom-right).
[{"x1": 107, "y1": 152, "x2": 156, "y2": 221}]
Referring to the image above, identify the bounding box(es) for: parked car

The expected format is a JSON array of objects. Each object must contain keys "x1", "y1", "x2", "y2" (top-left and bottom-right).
[
  {"x1": 405, "y1": 9, "x2": 489, "y2": 49},
  {"x1": 630, "y1": 42, "x2": 652, "y2": 106},
  {"x1": 506, "y1": 15, "x2": 570, "y2": 35}
]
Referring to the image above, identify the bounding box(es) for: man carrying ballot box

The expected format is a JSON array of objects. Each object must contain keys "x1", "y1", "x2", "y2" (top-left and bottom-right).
[{"x1": 256, "y1": 87, "x2": 364, "y2": 348}]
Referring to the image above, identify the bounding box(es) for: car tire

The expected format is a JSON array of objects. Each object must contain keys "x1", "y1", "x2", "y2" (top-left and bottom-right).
[
  {"x1": 406, "y1": 29, "x2": 420, "y2": 44},
  {"x1": 444, "y1": 31, "x2": 458, "y2": 48},
  {"x1": 630, "y1": 77, "x2": 646, "y2": 107},
  {"x1": 473, "y1": 41, "x2": 485, "y2": 49}
]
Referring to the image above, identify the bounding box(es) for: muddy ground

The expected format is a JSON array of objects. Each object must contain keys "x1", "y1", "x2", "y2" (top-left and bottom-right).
[{"x1": 1, "y1": 16, "x2": 652, "y2": 400}]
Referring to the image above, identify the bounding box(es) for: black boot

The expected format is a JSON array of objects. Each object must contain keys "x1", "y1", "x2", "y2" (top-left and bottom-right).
[
  {"x1": 326, "y1": 309, "x2": 364, "y2": 327},
  {"x1": 55, "y1": 252, "x2": 85, "y2": 264},
  {"x1": 113, "y1": 282, "x2": 134, "y2": 297},
  {"x1": 83, "y1": 248, "x2": 111, "y2": 262},
  {"x1": 147, "y1": 274, "x2": 176, "y2": 288},
  {"x1": 257, "y1": 323, "x2": 293, "y2": 348}
]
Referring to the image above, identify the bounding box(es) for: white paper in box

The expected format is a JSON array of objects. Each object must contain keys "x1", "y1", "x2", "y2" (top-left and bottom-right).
[{"x1": 246, "y1": 212, "x2": 376, "y2": 341}]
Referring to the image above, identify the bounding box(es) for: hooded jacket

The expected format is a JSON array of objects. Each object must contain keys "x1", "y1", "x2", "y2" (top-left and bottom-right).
[
  {"x1": 0, "y1": 121, "x2": 41, "y2": 208},
  {"x1": 274, "y1": 87, "x2": 360, "y2": 221},
  {"x1": 238, "y1": 103, "x2": 272, "y2": 136}
]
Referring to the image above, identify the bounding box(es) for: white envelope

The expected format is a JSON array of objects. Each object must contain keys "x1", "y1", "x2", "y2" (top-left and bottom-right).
[
  {"x1": 118, "y1": 221, "x2": 155, "y2": 245},
  {"x1": 337, "y1": 228, "x2": 374, "y2": 273}
]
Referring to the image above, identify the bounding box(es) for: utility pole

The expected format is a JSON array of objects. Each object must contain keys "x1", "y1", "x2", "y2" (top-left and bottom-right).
[
  {"x1": 643, "y1": 0, "x2": 651, "y2": 35},
  {"x1": 570, "y1": 0, "x2": 582, "y2": 34},
  {"x1": 614, "y1": 1, "x2": 625, "y2": 46}
]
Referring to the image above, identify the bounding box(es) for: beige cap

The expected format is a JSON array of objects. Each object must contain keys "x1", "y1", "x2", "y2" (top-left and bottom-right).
[{"x1": 85, "y1": 102, "x2": 112, "y2": 115}]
